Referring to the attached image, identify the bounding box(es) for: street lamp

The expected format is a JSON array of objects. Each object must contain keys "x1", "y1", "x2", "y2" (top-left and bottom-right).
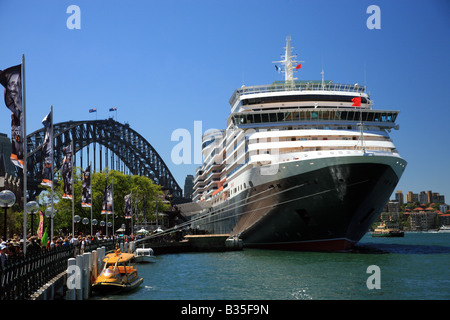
[
  {"x1": 26, "y1": 201, "x2": 39, "y2": 236},
  {"x1": 45, "y1": 207, "x2": 56, "y2": 242},
  {"x1": 107, "y1": 222, "x2": 112, "y2": 238},
  {"x1": 0, "y1": 190, "x2": 16, "y2": 241},
  {"x1": 82, "y1": 217, "x2": 89, "y2": 234},
  {"x1": 100, "y1": 220, "x2": 105, "y2": 235},
  {"x1": 74, "y1": 215, "x2": 81, "y2": 235}
]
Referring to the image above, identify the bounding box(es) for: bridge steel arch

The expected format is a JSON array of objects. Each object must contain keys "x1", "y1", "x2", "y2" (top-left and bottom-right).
[{"x1": 26, "y1": 118, "x2": 182, "y2": 200}]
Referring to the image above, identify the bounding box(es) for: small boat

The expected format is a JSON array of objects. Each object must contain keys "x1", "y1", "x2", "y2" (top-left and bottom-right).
[
  {"x1": 92, "y1": 246, "x2": 143, "y2": 294},
  {"x1": 372, "y1": 221, "x2": 404, "y2": 237},
  {"x1": 438, "y1": 225, "x2": 450, "y2": 233},
  {"x1": 134, "y1": 246, "x2": 156, "y2": 263}
]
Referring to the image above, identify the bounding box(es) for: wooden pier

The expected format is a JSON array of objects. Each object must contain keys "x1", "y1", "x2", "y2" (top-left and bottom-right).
[{"x1": 137, "y1": 234, "x2": 243, "y2": 254}]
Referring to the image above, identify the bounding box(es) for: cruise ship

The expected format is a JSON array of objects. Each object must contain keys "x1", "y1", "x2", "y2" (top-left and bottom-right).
[{"x1": 186, "y1": 37, "x2": 407, "y2": 251}]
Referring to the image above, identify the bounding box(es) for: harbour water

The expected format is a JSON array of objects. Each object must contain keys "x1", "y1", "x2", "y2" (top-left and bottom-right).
[{"x1": 93, "y1": 232, "x2": 450, "y2": 300}]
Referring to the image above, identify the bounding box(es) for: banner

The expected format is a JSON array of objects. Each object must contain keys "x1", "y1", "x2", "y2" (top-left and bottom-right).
[
  {"x1": 0, "y1": 153, "x2": 5, "y2": 176},
  {"x1": 0, "y1": 64, "x2": 24, "y2": 168},
  {"x1": 81, "y1": 165, "x2": 91, "y2": 207},
  {"x1": 101, "y1": 183, "x2": 113, "y2": 214},
  {"x1": 124, "y1": 193, "x2": 132, "y2": 219},
  {"x1": 41, "y1": 110, "x2": 53, "y2": 187},
  {"x1": 37, "y1": 211, "x2": 44, "y2": 239},
  {"x1": 41, "y1": 228, "x2": 48, "y2": 246},
  {"x1": 62, "y1": 144, "x2": 73, "y2": 199}
]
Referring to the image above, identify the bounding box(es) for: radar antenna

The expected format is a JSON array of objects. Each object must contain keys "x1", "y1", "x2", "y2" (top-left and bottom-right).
[{"x1": 273, "y1": 36, "x2": 304, "y2": 84}]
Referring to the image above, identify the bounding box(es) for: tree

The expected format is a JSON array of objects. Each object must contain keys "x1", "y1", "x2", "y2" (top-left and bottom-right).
[{"x1": 36, "y1": 167, "x2": 170, "y2": 236}]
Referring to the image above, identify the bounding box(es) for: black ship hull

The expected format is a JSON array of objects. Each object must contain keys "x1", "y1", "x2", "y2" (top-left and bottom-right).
[{"x1": 191, "y1": 155, "x2": 405, "y2": 251}]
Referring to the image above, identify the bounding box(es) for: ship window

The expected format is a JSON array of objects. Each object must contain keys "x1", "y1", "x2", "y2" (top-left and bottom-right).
[{"x1": 269, "y1": 113, "x2": 278, "y2": 122}]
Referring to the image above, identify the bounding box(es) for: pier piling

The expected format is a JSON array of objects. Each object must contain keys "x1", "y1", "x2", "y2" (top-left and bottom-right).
[{"x1": 66, "y1": 258, "x2": 76, "y2": 300}]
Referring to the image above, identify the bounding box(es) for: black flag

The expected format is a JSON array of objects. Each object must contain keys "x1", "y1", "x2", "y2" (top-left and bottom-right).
[
  {"x1": 101, "y1": 183, "x2": 113, "y2": 214},
  {"x1": 41, "y1": 110, "x2": 53, "y2": 187},
  {"x1": 81, "y1": 165, "x2": 91, "y2": 207},
  {"x1": 0, "y1": 64, "x2": 23, "y2": 168},
  {"x1": 62, "y1": 145, "x2": 73, "y2": 199},
  {"x1": 124, "y1": 193, "x2": 132, "y2": 219}
]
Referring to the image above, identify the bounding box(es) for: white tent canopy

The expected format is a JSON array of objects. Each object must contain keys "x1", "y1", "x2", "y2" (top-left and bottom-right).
[{"x1": 136, "y1": 228, "x2": 149, "y2": 234}]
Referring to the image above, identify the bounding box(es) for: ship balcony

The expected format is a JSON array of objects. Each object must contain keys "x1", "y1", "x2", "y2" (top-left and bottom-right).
[
  {"x1": 229, "y1": 82, "x2": 368, "y2": 109},
  {"x1": 194, "y1": 185, "x2": 206, "y2": 194},
  {"x1": 194, "y1": 170, "x2": 207, "y2": 183},
  {"x1": 193, "y1": 179, "x2": 205, "y2": 189},
  {"x1": 230, "y1": 108, "x2": 399, "y2": 129},
  {"x1": 203, "y1": 161, "x2": 223, "y2": 177},
  {"x1": 204, "y1": 170, "x2": 221, "y2": 185},
  {"x1": 205, "y1": 177, "x2": 220, "y2": 189},
  {"x1": 248, "y1": 154, "x2": 274, "y2": 165},
  {"x1": 192, "y1": 192, "x2": 203, "y2": 202},
  {"x1": 247, "y1": 138, "x2": 396, "y2": 152}
]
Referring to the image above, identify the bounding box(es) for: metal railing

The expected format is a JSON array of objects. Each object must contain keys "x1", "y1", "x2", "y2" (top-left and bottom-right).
[
  {"x1": 0, "y1": 239, "x2": 116, "y2": 300},
  {"x1": 229, "y1": 81, "x2": 367, "y2": 107}
]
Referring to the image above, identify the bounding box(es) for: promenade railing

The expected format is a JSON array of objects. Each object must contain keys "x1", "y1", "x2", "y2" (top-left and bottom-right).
[{"x1": 0, "y1": 239, "x2": 116, "y2": 300}]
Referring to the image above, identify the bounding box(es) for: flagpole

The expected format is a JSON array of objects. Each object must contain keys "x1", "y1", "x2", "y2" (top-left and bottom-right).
[
  {"x1": 130, "y1": 191, "x2": 133, "y2": 236},
  {"x1": 50, "y1": 105, "x2": 54, "y2": 242},
  {"x1": 111, "y1": 178, "x2": 114, "y2": 239},
  {"x1": 156, "y1": 195, "x2": 159, "y2": 229},
  {"x1": 72, "y1": 139, "x2": 75, "y2": 236},
  {"x1": 105, "y1": 173, "x2": 108, "y2": 238},
  {"x1": 90, "y1": 161, "x2": 93, "y2": 235},
  {"x1": 22, "y1": 54, "x2": 27, "y2": 255}
]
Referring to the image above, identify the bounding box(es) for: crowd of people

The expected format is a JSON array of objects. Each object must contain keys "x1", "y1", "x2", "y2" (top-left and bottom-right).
[{"x1": 0, "y1": 232, "x2": 139, "y2": 267}]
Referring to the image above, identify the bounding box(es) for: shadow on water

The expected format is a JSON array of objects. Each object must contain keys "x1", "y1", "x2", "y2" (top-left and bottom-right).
[{"x1": 351, "y1": 243, "x2": 450, "y2": 255}]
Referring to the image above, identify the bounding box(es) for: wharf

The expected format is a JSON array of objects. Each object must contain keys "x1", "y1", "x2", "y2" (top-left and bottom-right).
[{"x1": 138, "y1": 234, "x2": 242, "y2": 254}]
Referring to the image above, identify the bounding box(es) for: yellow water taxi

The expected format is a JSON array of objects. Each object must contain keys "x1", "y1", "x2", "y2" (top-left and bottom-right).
[{"x1": 92, "y1": 246, "x2": 143, "y2": 293}]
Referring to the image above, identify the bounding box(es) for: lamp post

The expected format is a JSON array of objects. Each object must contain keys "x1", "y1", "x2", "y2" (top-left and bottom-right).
[
  {"x1": 100, "y1": 220, "x2": 105, "y2": 238},
  {"x1": 92, "y1": 219, "x2": 98, "y2": 235},
  {"x1": 74, "y1": 215, "x2": 81, "y2": 235},
  {"x1": 107, "y1": 222, "x2": 112, "y2": 239},
  {"x1": 45, "y1": 207, "x2": 56, "y2": 242},
  {"x1": 82, "y1": 217, "x2": 89, "y2": 235},
  {"x1": 26, "y1": 201, "x2": 39, "y2": 236},
  {"x1": 0, "y1": 190, "x2": 16, "y2": 241}
]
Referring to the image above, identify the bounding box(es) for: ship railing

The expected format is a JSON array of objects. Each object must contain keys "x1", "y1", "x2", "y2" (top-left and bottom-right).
[{"x1": 229, "y1": 82, "x2": 366, "y2": 106}]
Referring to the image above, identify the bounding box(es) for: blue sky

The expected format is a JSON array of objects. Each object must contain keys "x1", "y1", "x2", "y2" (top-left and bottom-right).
[{"x1": 1, "y1": 0, "x2": 449, "y2": 201}]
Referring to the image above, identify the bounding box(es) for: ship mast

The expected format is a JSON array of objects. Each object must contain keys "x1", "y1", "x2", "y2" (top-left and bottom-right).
[{"x1": 273, "y1": 36, "x2": 303, "y2": 85}]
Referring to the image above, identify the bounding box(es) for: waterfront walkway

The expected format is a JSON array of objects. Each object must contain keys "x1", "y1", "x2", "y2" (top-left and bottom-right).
[
  {"x1": 0, "y1": 232, "x2": 241, "y2": 300},
  {"x1": 0, "y1": 236, "x2": 116, "y2": 300}
]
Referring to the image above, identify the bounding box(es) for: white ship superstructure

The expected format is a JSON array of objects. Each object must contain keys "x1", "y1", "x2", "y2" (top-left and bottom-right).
[{"x1": 189, "y1": 37, "x2": 407, "y2": 251}]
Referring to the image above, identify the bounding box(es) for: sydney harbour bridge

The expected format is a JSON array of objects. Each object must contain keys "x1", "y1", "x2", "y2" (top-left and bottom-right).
[{"x1": 25, "y1": 118, "x2": 183, "y2": 201}]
